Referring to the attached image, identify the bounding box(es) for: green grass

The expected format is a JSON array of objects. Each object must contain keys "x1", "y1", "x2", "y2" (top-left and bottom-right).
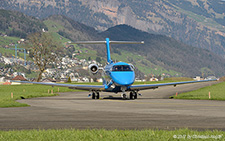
[
  {"x1": 0, "y1": 129, "x2": 224, "y2": 140},
  {"x1": 43, "y1": 20, "x2": 65, "y2": 33},
  {"x1": 0, "y1": 36, "x2": 20, "y2": 46},
  {"x1": 173, "y1": 81, "x2": 225, "y2": 100},
  {"x1": 50, "y1": 32, "x2": 70, "y2": 44},
  {"x1": 44, "y1": 20, "x2": 71, "y2": 44},
  {"x1": 71, "y1": 44, "x2": 98, "y2": 60},
  {"x1": 0, "y1": 47, "x2": 15, "y2": 56},
  {"x1": 0, "y1": 84, "x2": 78, "y2": 108},
  {"x1": 0, "y1": 36, "x2": 19, "y2": 56},
  {"x1": 0, "y1": 36, "x2": 31, "y2": 61}
]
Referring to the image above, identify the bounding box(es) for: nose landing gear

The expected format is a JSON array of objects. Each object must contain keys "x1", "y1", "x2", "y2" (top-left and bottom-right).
[
  {"x1": 121, "y1": 93, "x2": 127, "y2": 100},
  {"x1": 121, "y1": 86, "x2": 127, "y2": 100}
]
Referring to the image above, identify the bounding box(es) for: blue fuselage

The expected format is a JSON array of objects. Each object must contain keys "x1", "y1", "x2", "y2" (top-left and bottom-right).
[{"x1": 103, "y1": 62, "x2": 135, "y2": 92}]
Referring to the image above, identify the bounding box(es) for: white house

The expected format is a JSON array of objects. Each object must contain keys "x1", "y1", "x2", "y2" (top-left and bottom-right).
[{"x1": 0, "y1": 77, "x2": 5, "y2": 82}]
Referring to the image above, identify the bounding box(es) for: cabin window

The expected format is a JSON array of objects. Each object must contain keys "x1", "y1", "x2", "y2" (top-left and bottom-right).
[{"x1": 112, "y1": 65, "x2": 133, "y2": 71}]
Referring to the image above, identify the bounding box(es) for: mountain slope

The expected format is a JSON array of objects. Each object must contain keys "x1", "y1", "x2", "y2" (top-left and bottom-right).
[
  {"x1": 1, "y1": 0, "x2": 225, "y2": 57},
  {"x1": 1, "y1": 9, "x2": 225, "y2": 77},
  {"x1": 0, "y1": 9, "x2": 47, "y2": 38},
  {"x1": 100, "y1": 24, "x2": 225, "y2": 77},
  {"x1": 44, "y1": 15, "x2": 225, "y2": 77}
]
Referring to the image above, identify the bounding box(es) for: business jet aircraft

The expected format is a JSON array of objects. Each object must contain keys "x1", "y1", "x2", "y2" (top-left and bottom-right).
[{"x1": 15, "y1": 38, "x2": 216, "y2": 99}]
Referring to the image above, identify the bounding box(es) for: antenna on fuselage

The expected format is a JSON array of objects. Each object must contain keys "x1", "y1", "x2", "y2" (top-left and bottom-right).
[{"x1": 71, "y1": 38, "x2": 144, "y2": 64}]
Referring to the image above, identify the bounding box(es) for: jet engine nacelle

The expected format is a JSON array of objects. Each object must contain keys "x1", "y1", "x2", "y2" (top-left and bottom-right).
[{"x1": 89, "y1": 64, "x2": 99, "y2": 74}]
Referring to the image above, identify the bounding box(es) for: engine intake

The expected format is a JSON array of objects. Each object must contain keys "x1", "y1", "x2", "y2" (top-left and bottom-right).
[{"x1": 89, "y1": 64, "x2": 99, "y2": 74}]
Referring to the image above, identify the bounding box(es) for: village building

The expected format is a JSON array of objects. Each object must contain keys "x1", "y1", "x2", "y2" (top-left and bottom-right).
[
  {"x1": 11, "y1": 75, "x2": 27, "y2": 85},
  {"x1": 41, "y1": 78, "x2": 56, "y2": 83}
]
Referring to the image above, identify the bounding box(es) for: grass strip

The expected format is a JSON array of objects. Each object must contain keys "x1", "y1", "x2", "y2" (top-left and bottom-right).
[
  {"x1": 0, "y1": 84, "x2": 79, "y2": 108},
  {"x1": 0, "y1": 129, "x2": 224, "y2": 141},
  {"x1": 173, "y1": 81, "x2": 225, "y2": 100}
]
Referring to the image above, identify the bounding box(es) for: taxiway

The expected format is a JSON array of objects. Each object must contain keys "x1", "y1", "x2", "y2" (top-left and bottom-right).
[{"x1": 1, "y1": 81, "x2": 224, "y2": 130}]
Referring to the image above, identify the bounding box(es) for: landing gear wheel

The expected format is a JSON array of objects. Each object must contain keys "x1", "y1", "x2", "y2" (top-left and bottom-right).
[
  {"x1": 122, "y1": 93, "x2": 126, "y2": 100},
  {"x1": 92, "y1": 92, "x2": 96, "y2": 99},
  {"x1": 96, "y1": 92, "x2": 100, "y2": 99},
  {"x1": 130, "y1": 92, "x2": 134, "y2": 100},
  {"x1": 134, "y1": 92, "x2": 137, "y2": 99}
]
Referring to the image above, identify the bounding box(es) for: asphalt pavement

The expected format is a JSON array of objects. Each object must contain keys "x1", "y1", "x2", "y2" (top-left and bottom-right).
[{"x1": 1, "y1": 81, "x2": 224, "y2": 131}]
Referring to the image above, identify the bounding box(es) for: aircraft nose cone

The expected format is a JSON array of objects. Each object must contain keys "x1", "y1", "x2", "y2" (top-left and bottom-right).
[{"x1": 111, "y1": 72, "x2": 135, "y2": 86}]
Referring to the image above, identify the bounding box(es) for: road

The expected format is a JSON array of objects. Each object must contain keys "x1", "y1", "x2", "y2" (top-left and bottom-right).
[{"x1": 1, "y1": 81, "x2": 225, "y2": 131}]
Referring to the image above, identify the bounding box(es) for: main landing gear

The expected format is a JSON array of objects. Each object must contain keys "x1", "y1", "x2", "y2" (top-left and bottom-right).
[
  {"x1": 91, "y1": 91, "x2": 100, "y2": 99},
  {"x1": 121, "y1": 91, "x2": 138, "y2": 100},
  {"x1": 129, "y1": 91, "x2": 138, "y2": 100},
  {"x1": 90, "y1": 91, "x2": 139, "y2": 100}
]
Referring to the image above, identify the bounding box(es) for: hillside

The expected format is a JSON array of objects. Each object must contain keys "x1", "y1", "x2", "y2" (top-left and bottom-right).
[
  {"x1": 100, "y1": 25, "x2": 225, "y2": 77},
  {"x1": 1, "y1": 0, "x2": 225, "y2": 57},
  {"x1": 43, "y1": 15, "x2": 106, "y2": 58},
  {"x1": 0, "y1": 9, "x2": 47, "y2": 38},
  {"x1": 1, "y1": 10, "x2": 225, "y2": 78},
  {"x1": 44, "y1": 15, "x2": 225, "y2": 77}
]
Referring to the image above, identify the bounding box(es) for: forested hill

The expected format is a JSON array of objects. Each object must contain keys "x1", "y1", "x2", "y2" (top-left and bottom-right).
[
  {"x1": 45, "y1": 15, "x2": 225, "y2": 77},
  {"x1": 1, "y1": 0, "x2": 225, "y2": 58},
  {"x1": 1, "y1": 9, "x2": 225, "y2": 77},
  {"x1": 0, "y1": 9, "x2": 47, "y2": 38},
  {"x1": 100, "y1": 25, "x2": 225, "y2": 77}
]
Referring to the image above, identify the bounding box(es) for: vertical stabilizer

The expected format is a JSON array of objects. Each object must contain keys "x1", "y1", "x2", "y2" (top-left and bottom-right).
[{"x1": 105, "y1": 38, "x2": 113, "y2": 64}]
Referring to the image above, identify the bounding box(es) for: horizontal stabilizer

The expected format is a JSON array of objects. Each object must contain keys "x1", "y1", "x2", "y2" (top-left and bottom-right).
[
  {"x1": 71, "y1": 41, "x2": 106, "y2": 44},
  {"x1": 71, "y1": 41, "x2": 144, "y2": 44},
  {"x1": 110, "y1": 41, "x2": 144, "y2": 44}
]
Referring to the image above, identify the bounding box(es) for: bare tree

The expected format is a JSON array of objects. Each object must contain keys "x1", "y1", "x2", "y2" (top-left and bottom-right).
[{"x1": 26, "y1": 32, "x2": 63, "y2": 82}]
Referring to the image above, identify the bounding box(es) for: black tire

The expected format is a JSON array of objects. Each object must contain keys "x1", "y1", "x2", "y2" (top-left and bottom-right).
[
  {"x1": 92, "y1": 92, "x2": 96, "y2": 99},
  {"x1": 122, "y1": 94, "x2": 126, "y2": 100},
  {"x1": 134, "y1": 92, "x2": 137, "y2": 99},
  {"x1": 96, "y1": 92, "x2": 100, "y2": 99},
  {"x1": 130, "y1": 92, "x2": 134, "y2": 100}
]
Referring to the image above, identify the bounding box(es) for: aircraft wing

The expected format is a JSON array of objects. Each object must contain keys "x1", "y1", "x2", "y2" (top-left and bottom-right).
[
  {"x1": 129, "y1": 79, "x2": 217, "y2": 91},
  {"x1": 11, "y1": 81, "x2": 105, "y2": 91}
]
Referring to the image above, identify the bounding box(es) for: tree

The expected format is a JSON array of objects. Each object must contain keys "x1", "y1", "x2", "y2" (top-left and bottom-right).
[
  {"x1": 96, "y1": 57, "x2": 101, "y2": 63},
  {"x1": 88, "y1": 57, "x2": 91, "y2": 61},
  {"x1": 25, "y1": 32, "x2": 63, "y2": 82},
  {"x1": 67, "y1": 76, "x2": 72, "y2": 83}
]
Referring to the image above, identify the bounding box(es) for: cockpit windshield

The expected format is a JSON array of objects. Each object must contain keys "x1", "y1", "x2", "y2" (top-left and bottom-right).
[{"x1": 112, "y1": 65, "x2": 133, "y2": 72}]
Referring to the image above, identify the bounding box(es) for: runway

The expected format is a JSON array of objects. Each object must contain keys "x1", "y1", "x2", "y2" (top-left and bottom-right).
[{"x1": 1, "y1": 81, "x2": 225, "y2": 131}]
